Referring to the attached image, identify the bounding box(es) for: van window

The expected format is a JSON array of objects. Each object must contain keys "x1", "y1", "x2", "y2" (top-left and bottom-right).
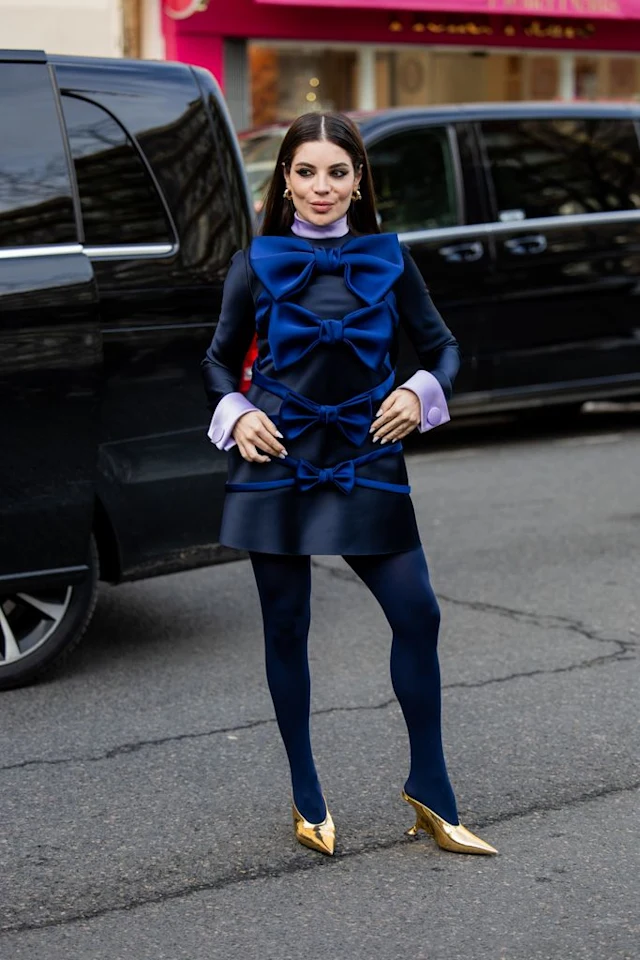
[
  {"x1": 368, "y1": 127, "x2": 459, "y2": 233},
  {"x1": 0, "y1": 63, "x2": 76, "y2": 248},
  {"x1": 481, "y1": 117, "x2": 640, "y2": 221},
  {"x1": 61, "y1": 95, "x2": 172, "y2": 247}
]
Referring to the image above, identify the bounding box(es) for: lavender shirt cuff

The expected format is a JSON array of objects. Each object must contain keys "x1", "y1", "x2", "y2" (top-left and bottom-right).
[
  {"x1": 398, "y1": 370, "x2": 451, "y2": 432},
  {"x1": 207, "y1": 392, "x2": 258, "y2": 451}
]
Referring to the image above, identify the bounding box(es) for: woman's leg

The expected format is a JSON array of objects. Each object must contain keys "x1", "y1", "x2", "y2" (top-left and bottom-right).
[
  {"x1": 249, "y1": 551, "x2": 326, "y2": 824},
  {"x1": 344, "y1": 546, "x2": 458, "y2": 824}
]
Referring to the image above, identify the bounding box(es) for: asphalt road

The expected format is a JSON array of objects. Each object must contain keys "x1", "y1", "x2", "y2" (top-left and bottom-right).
[{"x1": 1, "y1": 406, "x2": 639, "y2": 960}]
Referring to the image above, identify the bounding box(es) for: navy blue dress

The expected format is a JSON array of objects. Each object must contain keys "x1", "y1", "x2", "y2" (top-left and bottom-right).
[{"x1": 202, "y1": 231, "x2": 460, "y2": 555}]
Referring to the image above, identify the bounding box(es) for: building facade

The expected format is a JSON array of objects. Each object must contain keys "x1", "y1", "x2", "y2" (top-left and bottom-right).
[
  {"x1": 161, "y1": 0, "x2": 640, "y2": 129},
  {"x1": 0, "y1": 0, "x2": 124, "y2": 57},
  {"x1": 0, "y1": 0, "x2": 164, "y2": 59}
]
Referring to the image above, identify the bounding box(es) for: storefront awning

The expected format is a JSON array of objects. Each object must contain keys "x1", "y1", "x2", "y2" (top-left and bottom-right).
[{"x1": 254, "y1": 0, "x2": 640, "y2": 20}]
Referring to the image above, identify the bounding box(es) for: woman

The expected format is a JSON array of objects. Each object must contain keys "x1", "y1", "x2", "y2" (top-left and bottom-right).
[{"x1": 202, "y1": 113, "x2": 497, "y2": 857}]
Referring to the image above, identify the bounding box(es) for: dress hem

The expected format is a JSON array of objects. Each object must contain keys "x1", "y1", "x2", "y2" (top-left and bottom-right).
[{"x1": 218, "y1": 537, "x2": 422, "y2": 557}]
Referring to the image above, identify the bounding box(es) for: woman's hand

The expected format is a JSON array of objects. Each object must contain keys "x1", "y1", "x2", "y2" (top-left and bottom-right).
[
  {"x1": 233, "y1": 411, "x2": 288, "y2": 463},
  {"x1": 371, "y1": 388, "x2": 421, "y2": 443}
]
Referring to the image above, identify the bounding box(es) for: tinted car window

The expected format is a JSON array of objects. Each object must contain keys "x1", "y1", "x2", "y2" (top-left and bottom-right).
[
  {"x1": 0, "y1": 63, "x2": 76, "y2": 248},
  {"x1": 61, "y1": 94, "x2": 172, "y2": 246},
  {"x1": 239, "y1": 130, "x2": 285, "y2": 206},
  {"x1": 368, "y1": 126, "x2": 458, "y2": 233},
  {"x1": 481, "y1": 117, "x2": 640, "y2": 221}
]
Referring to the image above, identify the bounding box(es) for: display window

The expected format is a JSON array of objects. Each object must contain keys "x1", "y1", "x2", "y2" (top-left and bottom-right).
[{"x1": 249, "y1": 41, "x2": 640, "y2": 127}]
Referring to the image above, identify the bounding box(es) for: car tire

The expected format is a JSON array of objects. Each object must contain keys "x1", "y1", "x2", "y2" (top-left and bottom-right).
[{"x1": 0, "y1": 536, "x2": 99, "y2": 690}]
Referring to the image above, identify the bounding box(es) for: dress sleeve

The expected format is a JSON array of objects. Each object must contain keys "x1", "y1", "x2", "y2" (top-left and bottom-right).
[
  {"x1": 201, "y1": 249, "x2": 257, "y2": 412},
  {"x1": 394, "y1": 246, "x2": 461, "y2": 400}
]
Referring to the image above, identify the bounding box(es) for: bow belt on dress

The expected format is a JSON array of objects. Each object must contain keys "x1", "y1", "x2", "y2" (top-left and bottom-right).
[
  {"x1": 226, "y1": 442, "x2": 410, "y2": 496},
  {"x1": 267, "y1": 299, "x2": 397, "y2": 371},
  {"x1": 251, "y1": 368, "x2": 395, "y2": 446}
]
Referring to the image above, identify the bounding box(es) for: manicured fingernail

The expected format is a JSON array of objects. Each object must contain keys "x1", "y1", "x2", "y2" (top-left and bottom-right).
[
  {"x1": 380, "y1": 438, "x2": 387, "y2": 445},
  {"x1": 375, "y1": 409, "x2": 382, "y2": 417},
  {"x1": 275, "y1": 431, "x2": 284, "y2": 438}
]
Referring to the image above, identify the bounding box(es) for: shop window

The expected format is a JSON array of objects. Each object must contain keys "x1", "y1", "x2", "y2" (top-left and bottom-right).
[
  {"x1": 607, "y1": 59, "x2": 637, "y2": 99},
  {"x1": 249, "y1": 45, "x2": 357, "y2": 126},
  {"x1": 368, "y1": 127, "x2": 458, "y2": 234},
  {"x1": 481, "y1": 118, "x2": 640, "y2": 221},
  {"x1": 528, "y1": 57, "x2": 559, "y2": 100},
  {"x1": 61, "y1": 95, "x2": 172, "y2": 247}
]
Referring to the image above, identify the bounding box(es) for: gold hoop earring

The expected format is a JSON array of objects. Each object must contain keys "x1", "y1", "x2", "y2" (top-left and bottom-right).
[
  {"x1": 283, "y1": 187, "x2": 293, "y2": 200},
  {"x1": 352, "y1": 188, "x2": 362, "y2": 201}
]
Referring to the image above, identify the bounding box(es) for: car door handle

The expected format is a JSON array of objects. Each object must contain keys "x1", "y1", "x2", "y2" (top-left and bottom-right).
[
  {"x1": 504, "y1": 234, "x2": 547, "y2": 256},
  {"x1": 438, "y1": 241, "x2": 484, "y2": 263}
]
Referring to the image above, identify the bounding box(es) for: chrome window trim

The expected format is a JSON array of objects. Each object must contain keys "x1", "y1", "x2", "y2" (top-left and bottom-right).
[
  {"x1": 0, "y1": 243, "x2": 82, "y2": 260},
  {"x1": 83, "y1": 243, "x2": 177, "y2": 260},
  {"x1": 0, "y1": 242, "x2": 177, "y2": 261},
  {"x1": 398, "y1": 208, "x2": 640, "y2": 245}
]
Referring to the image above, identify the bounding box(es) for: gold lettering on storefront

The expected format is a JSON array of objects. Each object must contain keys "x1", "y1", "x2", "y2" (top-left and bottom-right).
[
  {"x1": 402, "y1": 18, "x2": 494, "y2": 34},
  {"x1": 398, "y1": 13, "x2": 598, "y2": 39},
  {"x1": 425, "y1": 21, "x2": 494, "y2": 34},
  {"x1": 523, "y1": 18, "x2": 596, "y2": 36}
]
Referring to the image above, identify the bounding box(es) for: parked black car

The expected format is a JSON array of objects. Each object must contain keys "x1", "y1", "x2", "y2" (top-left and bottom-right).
[
  {"x1": 0, "y1": 50, "x2": 252, "y2": 689},
  {"x1": 240, "y1": 103, "x2": 640, "y2": 411}
]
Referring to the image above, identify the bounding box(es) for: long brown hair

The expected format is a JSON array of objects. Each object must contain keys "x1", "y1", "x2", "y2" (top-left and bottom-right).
[{"x1": 260, "y1": 113, "x2": 380, "y2": 237}]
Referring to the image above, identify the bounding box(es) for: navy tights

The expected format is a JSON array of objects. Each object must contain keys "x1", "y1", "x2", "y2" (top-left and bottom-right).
[{"x1": 249, "y1": 546, "x2": 458, "y2": 826}]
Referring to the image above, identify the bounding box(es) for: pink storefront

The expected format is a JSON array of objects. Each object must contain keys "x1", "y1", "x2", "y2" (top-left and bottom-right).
[{"x1": 162, "y1": 1, "x2": 640, "y2": 127}]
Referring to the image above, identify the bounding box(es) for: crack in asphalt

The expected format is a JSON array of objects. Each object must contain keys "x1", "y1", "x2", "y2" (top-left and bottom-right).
[
  {"x1": 1, "y1": 585, "x2": 634, "y2": 776},
  {"x1": 1, "y1": 779, "x2": 637, "y2": 936},
  {"x1": 312, "y1": 558, "x2": 637, "y2": 651}
]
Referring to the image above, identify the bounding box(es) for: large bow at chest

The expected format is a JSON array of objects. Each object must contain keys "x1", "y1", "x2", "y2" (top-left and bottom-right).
[
  {"x1": 280, "y1": 392, "x2": 373, "y2": 446},
  {"x1": 250, "y1": 234, "x2": 404, "y2": 304},
  {"x1": 269, "y1": 299, "x2": 396, "y2": 372},
  {"x1": 295, "y1": 458, "x2": 356, "y2": 495}
]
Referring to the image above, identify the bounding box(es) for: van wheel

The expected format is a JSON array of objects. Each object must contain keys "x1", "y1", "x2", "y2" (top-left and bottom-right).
[{"x1": 0, "y1": 537, "x2": 99, "y2": 690}]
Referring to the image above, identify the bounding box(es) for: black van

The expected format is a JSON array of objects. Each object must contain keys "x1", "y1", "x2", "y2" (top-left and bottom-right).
[
  {"x1": 0, "y1": 51, "x2": 252, "y2": 689},
  {"x1": 241, "y1": 103, "x2": 640, "y2": 412}
]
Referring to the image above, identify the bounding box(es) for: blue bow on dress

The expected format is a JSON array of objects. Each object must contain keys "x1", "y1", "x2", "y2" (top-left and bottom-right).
[
  {"x1": 295, "y1": 459, "x2": 356, "y2": 494},
  {"x1": 268, "y1": 299, "x2": 396, "y2": 371},
  {"x1": 251, "y1": 367, "x2": 395, "y2": 446},
  {"x1": 280, "y1": 392, "x2": 373, "y2": 445},
  {"x1": 250, "y1": 234, "x2": 404, "y2": 304}
]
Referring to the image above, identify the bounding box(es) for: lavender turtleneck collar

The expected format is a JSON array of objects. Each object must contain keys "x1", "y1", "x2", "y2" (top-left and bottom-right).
[{"x1": 291, "y1": 210, "x2": 349, "y2": 239}]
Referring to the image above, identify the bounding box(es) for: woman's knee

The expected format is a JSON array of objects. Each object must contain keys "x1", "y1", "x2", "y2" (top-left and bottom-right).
[
  {"x1": 391, "y1": 585, "x2": 440, "y2": 640},
  {"x1": 264, "y1": 601, "x2": 311, "y2": 657}
]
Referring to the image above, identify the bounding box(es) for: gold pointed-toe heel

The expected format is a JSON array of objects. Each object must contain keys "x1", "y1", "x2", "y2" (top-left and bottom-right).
[
  {"x1": 292, "y1": 799, "x2": 335, "y2": 856},
  {"x1": 402, "y1": 790, "x2": 497, "y2": 855}
]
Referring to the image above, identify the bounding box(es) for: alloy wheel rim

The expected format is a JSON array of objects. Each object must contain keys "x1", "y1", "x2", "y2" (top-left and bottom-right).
[{"x1": 0, "y1": 588, "x2": 73, "y2": 667}]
